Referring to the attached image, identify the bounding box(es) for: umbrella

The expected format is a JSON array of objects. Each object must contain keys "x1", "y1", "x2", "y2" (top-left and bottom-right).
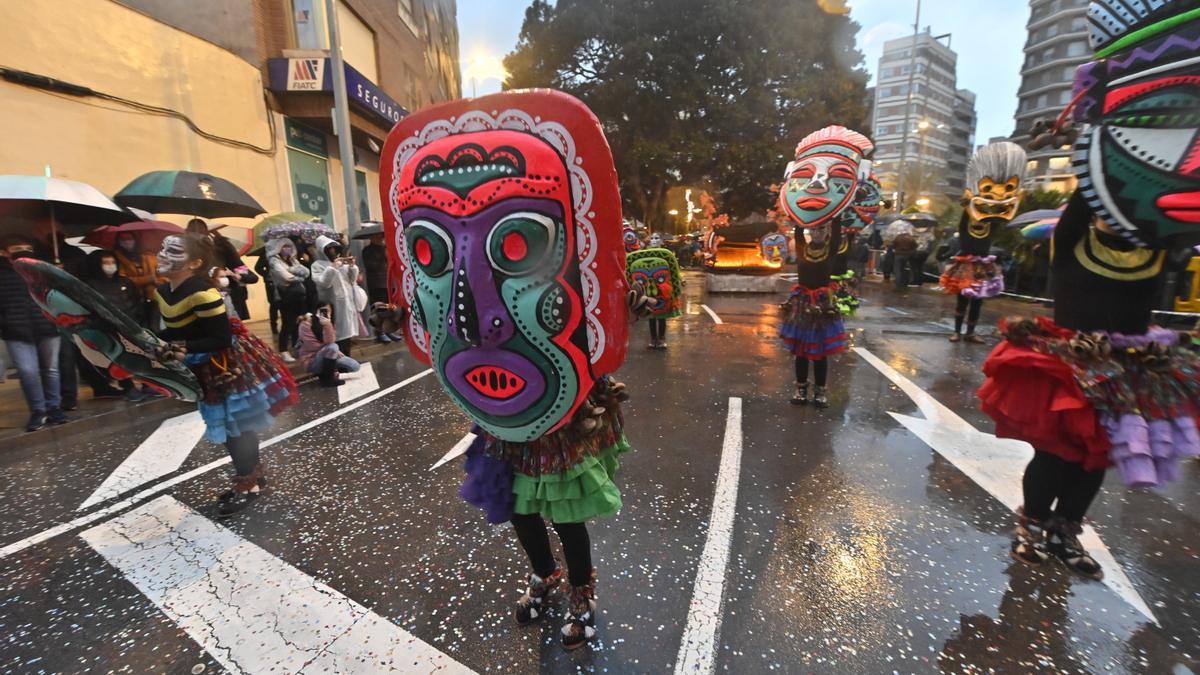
[
  {"x1": 885, "y1": 220, "x2": 915, "y2": 238},
  {"x1": 250, "y1": 211, "x2": 317, "y2": 251},
  {"x1": 263, "y1": 221, "x2": 336, "y2": 243},
  {"x1": 1020, "y1": 218, "x2": 1057, "y2": 240},
  {"x1": 898, "y1": 211, "x2": 939, "y2": 225},
  {"x1": 352, "y1": 221, "x2": 384, "y2": 240},
  {"x1": 82, "y1": 219, "x2": 184, "y2": 252},
  {"x1": 0, "y1": 175, "x2": 137, "y2": 261},
  {"x1": 209, "y1": 223, "x2": 254, "y2": 255},
  {"x1": 1010, "y1": 207, "x2": 1065, "y2": 227},
  {"x1": 115, "y1": 170, "x2": 265, "y2": 219}
]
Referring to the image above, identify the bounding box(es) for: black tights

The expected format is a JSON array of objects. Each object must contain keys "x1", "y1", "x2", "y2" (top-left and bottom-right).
[
  {"x1": 1022, "y1": 451, "x2": 1106, "y2": 523},
  {"x1": 954, "y1": 296, "x2": 983, "y2": 334},
  {"x1": 225, "y1": 432, "x2": 260, "y2": 476},
  {"x1": 795, "y1": 357, "x2": 828, "y2": 387},
  {"x1": 511, "y1": 513, "x2": 593, "y2": 587},
  {"x1": 649, "y1": 318, "x2": 666, "y2": 342}
]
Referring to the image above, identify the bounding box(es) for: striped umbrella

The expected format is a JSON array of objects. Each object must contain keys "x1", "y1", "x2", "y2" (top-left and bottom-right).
[{"x1": 115, "y1": 171, "x2": 265, "y2": 219}]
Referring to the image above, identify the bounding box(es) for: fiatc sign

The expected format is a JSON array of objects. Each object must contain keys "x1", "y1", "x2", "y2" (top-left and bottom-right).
[{"x1": 268, "y1": 58, "x2": 409, "y2": 128}]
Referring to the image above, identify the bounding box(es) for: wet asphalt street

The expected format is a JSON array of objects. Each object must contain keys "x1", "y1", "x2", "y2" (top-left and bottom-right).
[{"x1": 0, "y1": 271, "x2": 1197, "y2": 674}]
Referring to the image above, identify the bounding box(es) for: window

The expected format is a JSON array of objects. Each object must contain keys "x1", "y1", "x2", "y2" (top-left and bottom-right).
[
  {"x1": 397, "y1": 0, "x2": 419, "y2": 35},
  {"x1": 1026, "y1": 160, "x2": 1039, "y2": 174},
  {"x1": 290, "y1": 1, "x2": 379, "y2": 84},
  {"x1": 1067, "y1": 41, "x2": 1087, "y2": 57},
  {"x1": 1048, "y1": 156, "x2": 1071, "y2": 171}
]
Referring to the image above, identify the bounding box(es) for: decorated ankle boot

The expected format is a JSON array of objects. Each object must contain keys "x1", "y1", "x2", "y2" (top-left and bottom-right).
[
  {"x1": 790, "y1": 382, "x2": 809, "y2": 405},
  {"x1": 1010, "y1": 508, "x2": 1048, "y2": 565},
  {"x1": 514, "y1": 568, "x2": 562, "y2": 625},
  {"x1": 217, "y1": 473, "x2": 261, "y2": 518},
  {"x1": 1045, "y1": 516, "x2": 1103, "y2": 580},
  {"x1": 812, "y1": 385, "x2": 829, "y2": 409},
  {"x1": 561, "y1": 575, "x2": 597, "y2": 650}
]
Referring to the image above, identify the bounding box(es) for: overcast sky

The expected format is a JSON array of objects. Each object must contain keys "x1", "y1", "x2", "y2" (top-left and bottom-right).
[{"x1": 456, "y1": 0, "x2": 1030, "y2": 142}]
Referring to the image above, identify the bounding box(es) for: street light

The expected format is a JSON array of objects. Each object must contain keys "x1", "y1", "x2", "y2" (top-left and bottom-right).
[
  {"x1": 668, "y1": 209, "x2": 680, "y2": 215},
  {"x1": 916, "y1": 197, "x2": 931, "y2": 209}
]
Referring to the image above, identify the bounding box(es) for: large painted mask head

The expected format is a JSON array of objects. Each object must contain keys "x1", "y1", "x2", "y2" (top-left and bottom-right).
[
  {"x1": 965, "y1": 142, "x2": 1027, "y2": 228},
  {"x1": 843, "y1": 167, "x2": 883, "y2": 233},
  {"x1": 623, "y1": 226, "x2": 642, "y2": 253},
  {"x1": 381, "y1": 90, "x2": 628, "y2": 442},
  {"x1": 1071, "y1": 0, "x2": 1200, "y2": 248},
  {"x1": 780, "y1": 126, "x2": 874, "y2": 228},
  {"x1": 626, "y1": 247, "x2": 683, "y2": 318},
  {"x1": 760, "y1": 233, "x2": 789, "y2": 265}
]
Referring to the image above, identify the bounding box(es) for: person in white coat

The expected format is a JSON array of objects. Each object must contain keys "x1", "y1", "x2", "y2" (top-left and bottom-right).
[
  {"x1": 266, "y1": 237, "x2": 311, "y2": 362},
  {"x1": 310, "y1": 235, "x2": 365, "y2": 355}
]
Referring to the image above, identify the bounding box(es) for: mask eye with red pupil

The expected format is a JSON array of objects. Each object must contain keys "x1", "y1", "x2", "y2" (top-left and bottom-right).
[
  {"x1": 414, "y1": 238, "x2": 433, "y2": 265},
  {"x1": 502, "y1": 231, "x2": 528, "y2": 261},
  {"x1": 487, "y1": 212, "x2": 556, "y2": 275}
]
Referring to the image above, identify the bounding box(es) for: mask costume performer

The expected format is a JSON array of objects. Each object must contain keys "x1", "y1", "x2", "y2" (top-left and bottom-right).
[
  {"x1": 831, "y1": 167, "x2": 882, "y2": 316},
  {"x1": 978, "y1": 0, "x2": 1200, "y2": 580},
  {"x1": 381, "y1": 89, "x2": 643, "y2": 649},
  {"x1": 628, "y1": 247, "x2": 683, "y2": 349},
  {"x1": 15, "y1": 234, "x2": 298, "y2": 518},
  {"x1": 623, "y1": 225, "x2": 642, "y2": 253},
  {"x1": 778, "y1": 125, "x2": 873, "y2": 408},
  {"x1": 940, "y1": 142, "x2": 1028, "y2": 343}
]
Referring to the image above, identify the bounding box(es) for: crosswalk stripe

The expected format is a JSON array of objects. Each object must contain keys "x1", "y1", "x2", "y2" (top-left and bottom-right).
[
  {"x1": 78, "y1": 412, "x2": 206, "y2": 511},
  {"x1": 338, "y1": 362, "x2": 381, "y2": 404},
  {"x1": 82, "y1": 496, "x2": 476, "y2": 674}
]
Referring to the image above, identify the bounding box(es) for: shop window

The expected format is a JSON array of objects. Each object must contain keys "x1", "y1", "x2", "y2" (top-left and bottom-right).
[
  {"x1": 398, "y1": 0, "x2": 420, "y2": 36},
  {"x1": 288, "y1": 148, "x2": 333, "y2": 225}
]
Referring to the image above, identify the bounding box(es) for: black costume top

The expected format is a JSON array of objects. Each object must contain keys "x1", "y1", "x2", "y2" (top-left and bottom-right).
[
  {"x1": 154, "y1": 276, "x2": 233, "y2": 353},
  {"x1": 794, "y1": 221, "x2": 841, "y2": 289},
  {"x1": 958, "y1": 213, "x2": 996, "y2": 257},
  {"x1": 831, "y1": 230, "x2": 855, "y2": 277},
  {"x1": 1052, "y1": 194, "x2": 1164, "y2": 335}
]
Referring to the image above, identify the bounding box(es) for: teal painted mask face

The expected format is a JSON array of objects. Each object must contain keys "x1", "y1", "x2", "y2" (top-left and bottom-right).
[
  {"x1": 395, "y1": 131, "x2": 594, "y2": 443},
  {"x1": 779, "y1": 126, "x2": 872, "y2": 228}
]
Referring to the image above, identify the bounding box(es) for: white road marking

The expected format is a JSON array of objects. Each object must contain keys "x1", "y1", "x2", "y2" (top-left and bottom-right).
[
  {"x1": 885, "y1": 306, "x2": 912, "y2": 316},
  {"x1": 82, "y1": 496, "x2": 475, "y2": 674},
  {"x1": 78, "y1": 412, "x2": 207, "y2": 511},
  {"x1": 431, "y1": 432, "x2": 478, "y2": 470},
  {"x1": 0, "y1": 369, "x2": 434, "y2": 561},
  {"x1": 337, "y1": 361, "x2": 380, "y2": 404},
  {"x1": 674, "y1": 397, "x2": 742, "y2": 675},
  {"x1": 699, "y1": 304, "x2": 723, "y2": 324},
  {"x1": 854, "y1": 347, "x2": 1158, "y2": 625}
]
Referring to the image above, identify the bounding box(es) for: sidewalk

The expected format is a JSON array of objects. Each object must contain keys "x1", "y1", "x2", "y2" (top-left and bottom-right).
[{"x1": 0, "y1": 320, "x2": 405, "y2": 446}]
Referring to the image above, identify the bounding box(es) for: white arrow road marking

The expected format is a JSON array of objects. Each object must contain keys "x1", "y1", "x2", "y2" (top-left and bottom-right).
[
  {"x1": 82, "y1": 496, "x2": 475, "y2": 674},
  {"x1": 78, "y1": 412, "x2": 207, "y2": 511},
  {"x1": 0, "y1": 369, "x2": 434, "y2": 561},
  {"x1": 675, "y1": 397, "x2": 742, "y2": 675},
  {"x1": 699, "y1": 304, "x2": 724, "y2": 324},
  {"x1": 854, "y1": 347, "x2": 1157, "y2": 625},
  {"x1": 337, "y1": 361, "x2": 380, "y2": 404},
  {"x1": 431, "y1": 433, "x2": 477, "y2": 471}
]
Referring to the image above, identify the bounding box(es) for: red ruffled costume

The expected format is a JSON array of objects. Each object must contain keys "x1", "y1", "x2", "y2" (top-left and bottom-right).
[{"x1": 977, "y1": 317, "x2": 1111, "y2": 471}]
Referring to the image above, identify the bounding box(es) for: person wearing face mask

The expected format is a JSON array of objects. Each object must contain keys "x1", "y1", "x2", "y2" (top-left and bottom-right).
[
  {"x1": 310, "y1": 235, "x2": 364, "y2": 356},
  {"x1": 266, "y1": 238, "x2": 310, "y2": 362},
  {"x1": 84, "y1": 250, "x2": 152, "y2": 401},
  {"x1": 154, "y1": 233, "x2": 297, "y2": 517},
  {"x1": 0, "y1": 235, "x2": 67, "y2": 431},
  {"x1": 112, "y1": 232, "x2": 164, "y2": 331}
]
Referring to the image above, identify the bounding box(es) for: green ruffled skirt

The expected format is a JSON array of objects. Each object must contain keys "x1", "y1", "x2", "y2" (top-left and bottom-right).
[{"x1": 512, "y1": 435, "x2": 631, "y2": 523}]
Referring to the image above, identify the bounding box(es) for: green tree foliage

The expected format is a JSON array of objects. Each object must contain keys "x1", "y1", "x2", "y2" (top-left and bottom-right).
[
  {"x1": 504, "y1": 0, "x2": 869, "y2": 229},
  {"x1": 1016, "y1": 188, "x2": 1070, "y2": 214}
]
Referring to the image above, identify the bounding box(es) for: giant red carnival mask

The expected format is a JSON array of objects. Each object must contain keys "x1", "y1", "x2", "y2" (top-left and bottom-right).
[{"x1": 381, "y1": 90, "x2": 628, "y2": 442}]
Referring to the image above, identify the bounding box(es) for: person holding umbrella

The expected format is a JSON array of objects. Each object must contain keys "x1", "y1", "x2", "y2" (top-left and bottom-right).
[
  {"x1": 187, "y1": 219, "x2": 258, "y2": 320},
  {"x1": 265, "y1": 237, "x2": 310, "y2": 362},
  {"x1": 0, "y1": 235, "x2": 67, "y2": 431}
]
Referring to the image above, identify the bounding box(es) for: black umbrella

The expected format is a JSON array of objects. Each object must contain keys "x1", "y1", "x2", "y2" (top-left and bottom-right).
[
  {"x1": 352, "y1": 221, "x2": 384, "y2": 240},
  {"x1": 115, "y1": 170, "x2": 265, "y2": 219}
]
